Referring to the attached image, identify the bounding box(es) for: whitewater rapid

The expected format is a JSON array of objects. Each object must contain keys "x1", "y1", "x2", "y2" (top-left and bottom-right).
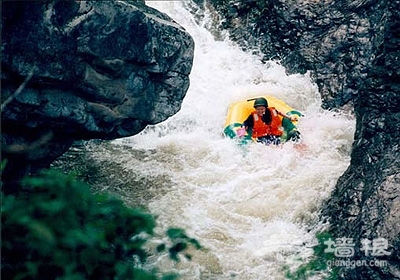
[{"x1": 87, "y1": 1, "x2": 356, "y2": 279}]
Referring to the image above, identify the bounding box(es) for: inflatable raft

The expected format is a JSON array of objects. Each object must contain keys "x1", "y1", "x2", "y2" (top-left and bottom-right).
[{"x1": 223, "y1": 95, "x2": 303, "y2": 143}]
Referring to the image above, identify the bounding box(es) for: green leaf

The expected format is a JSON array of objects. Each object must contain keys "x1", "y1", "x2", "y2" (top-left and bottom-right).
[
  {"x1": 189, "y1": 238, "x2": 202, "y2": 249},
  {"x1": 166, "y1": 228, "x2": 187, "y2": 239},
  {"x1": 28, "y1": 221, "x2": 56, "y2": 246},
  {"x1": 0, "y1": 159, "x2": 7, "y2": 172}
]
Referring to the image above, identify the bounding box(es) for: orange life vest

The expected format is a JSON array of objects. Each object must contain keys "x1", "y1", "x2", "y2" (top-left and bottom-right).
[{"x1": 251, "y1": 107, "x2": 283, "y2": 138}]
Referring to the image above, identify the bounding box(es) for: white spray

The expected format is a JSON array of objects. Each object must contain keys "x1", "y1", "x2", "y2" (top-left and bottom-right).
[{"x1": 101, "y1": 1, "x2": 356, "y2": 279}]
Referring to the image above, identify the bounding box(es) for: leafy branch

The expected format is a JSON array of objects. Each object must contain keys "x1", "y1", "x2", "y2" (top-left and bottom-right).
[{"x1": 1, "y1": 169, "x2": 201, "y2": 279}]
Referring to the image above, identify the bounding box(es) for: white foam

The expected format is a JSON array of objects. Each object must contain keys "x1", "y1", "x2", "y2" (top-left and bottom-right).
[{"x1": 104, "y1": 1, "x2": 357, "y2": 278}]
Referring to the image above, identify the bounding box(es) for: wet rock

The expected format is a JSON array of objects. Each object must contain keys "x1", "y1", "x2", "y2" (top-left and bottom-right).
[
  {"x1": 322, "y1": 1, "x2": 400, "y2": 277},
  {"x1": 205, "y1": 0, "x2": 400, "y2": 278},
  {"x1": 205, "y1": 0, "x2": 383, "y2": 110},
  {"x1": 1, "y1": 0, "x2": 194, "y2": 182}
]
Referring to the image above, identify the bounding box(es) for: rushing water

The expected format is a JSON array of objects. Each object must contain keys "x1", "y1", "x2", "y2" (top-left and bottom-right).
[{"x1": 60, "y1": 1, "x2": 356, "y2": 279}]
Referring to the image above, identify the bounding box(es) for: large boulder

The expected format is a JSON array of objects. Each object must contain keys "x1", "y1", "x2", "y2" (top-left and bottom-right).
[
  {"x1": 203, "y1": 0, "x2": 400, "y2": 278},
  {"x1": 1, "y1": 0, "x2": 194, "y2": 181}
]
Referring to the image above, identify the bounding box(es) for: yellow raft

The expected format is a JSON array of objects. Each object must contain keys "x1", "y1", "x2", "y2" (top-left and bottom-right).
[{"x1": 223, "y1": 95, "x2": 303, "y2": 142}]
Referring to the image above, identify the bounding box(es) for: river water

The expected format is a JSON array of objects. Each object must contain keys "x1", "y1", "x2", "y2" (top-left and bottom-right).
[{"x1": 58, "y1": 1, "x2": 356, "y2": 279}]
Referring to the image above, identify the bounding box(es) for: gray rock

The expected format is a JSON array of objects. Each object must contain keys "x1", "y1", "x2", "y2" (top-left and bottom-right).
[
  {"x1": 204, "y1": 0, "x2": 400, "y2": 278},
  {"x1": 322, "y1": 0, "x2": 400, "y2": 276},
  {"x1": 204, "y1": 0, "x2": 385, "y2": 110},
  {"x1": 1, "y1": 0, "x2": 194, "y2": 180}
]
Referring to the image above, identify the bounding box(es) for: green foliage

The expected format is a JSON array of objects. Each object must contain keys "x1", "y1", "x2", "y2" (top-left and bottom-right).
[
  {"x1": 1, "y1": 159, "x2": 7, "y2": 172},
  {"x1": 1, "y1": 170, "x2": 201, "y2": 279},
  {"x1": 157, "y1": 228, "x2": 202, "y2": 262},
  {"x1": 283, "y1": 231, "x2": 339, "y2": 280}
]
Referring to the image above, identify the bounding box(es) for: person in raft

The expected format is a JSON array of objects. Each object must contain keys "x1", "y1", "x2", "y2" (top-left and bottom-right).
[{"x1": 241, "y1": 97, "x2": 301, "y2": 145}]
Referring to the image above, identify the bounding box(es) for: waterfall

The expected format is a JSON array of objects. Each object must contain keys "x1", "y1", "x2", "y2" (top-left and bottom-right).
[{"x1": 81, "y1": 1, "x2": 356, "y2": 278}]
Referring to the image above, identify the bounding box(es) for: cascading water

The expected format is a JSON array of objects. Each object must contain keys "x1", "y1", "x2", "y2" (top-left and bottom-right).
[{"x1": 67, "y1": 1, "x2": 356, "y2": 279}]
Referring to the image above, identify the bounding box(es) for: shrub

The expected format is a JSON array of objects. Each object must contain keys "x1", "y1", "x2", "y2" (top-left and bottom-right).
[{"x1": 1, "y1": 169, "x2": 200, "y2": 279}]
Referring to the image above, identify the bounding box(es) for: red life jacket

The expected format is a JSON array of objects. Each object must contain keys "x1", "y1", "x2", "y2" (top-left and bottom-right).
[{"x1": 251, "y1": 107, "x2": 283, "y2": 138}]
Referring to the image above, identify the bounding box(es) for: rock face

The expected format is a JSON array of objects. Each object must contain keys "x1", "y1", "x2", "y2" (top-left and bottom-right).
[
  {"x1": 204, "y1": 0, "x2": 387, "y2": 110},
  {"x1": 322, "y1": 0, "x2": 400, "y2": 277},
  {"x1": 1, "y1": 0, "x2": 194, "y2": 181},
  {"x1": 203, "y1": 0, "x2": 400, "y2": 278}
]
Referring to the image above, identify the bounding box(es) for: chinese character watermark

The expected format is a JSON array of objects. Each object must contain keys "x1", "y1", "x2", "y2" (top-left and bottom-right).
[
  {"x1": 323, "y1": 237, "x2": 391, "y2": 268},
  {"x1": 324, "y1": 237, "x2": 355, "y2": 257},
  {"x1": 360, "y1": 238, "x2": 391, "y2": 257}
]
